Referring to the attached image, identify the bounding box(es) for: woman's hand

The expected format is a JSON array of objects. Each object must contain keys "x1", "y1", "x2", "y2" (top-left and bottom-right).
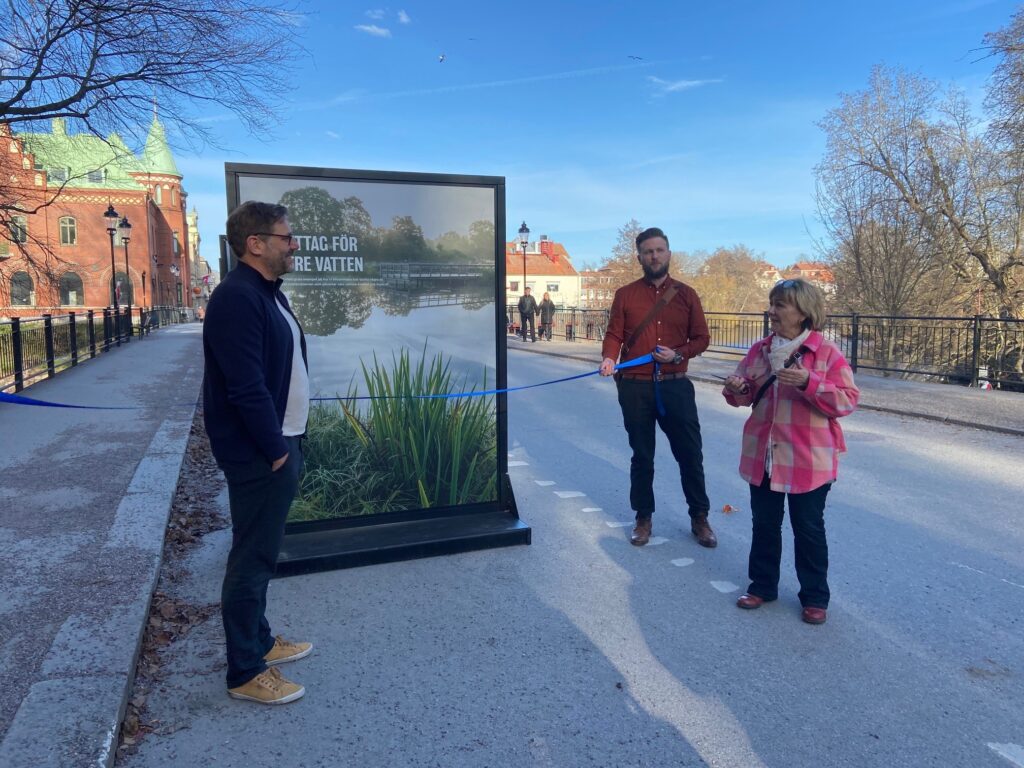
[
  {"x1": 724, "y1": 375, "x2": 749, "y2": 395},
  {"x1": 776, "y1": 363, "x2": 810, "y2": 389}
]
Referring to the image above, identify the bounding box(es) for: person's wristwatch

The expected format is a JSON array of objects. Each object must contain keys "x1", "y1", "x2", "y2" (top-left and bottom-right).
[{"x1": 671, "y1": 351, "x2": 683, "y2": 365}]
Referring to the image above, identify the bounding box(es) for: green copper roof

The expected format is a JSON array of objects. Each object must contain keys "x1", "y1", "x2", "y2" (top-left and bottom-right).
[
  {"x1": 140, "y1": 116, "x2": 179, "y2": 176},
  {"x1": 14, "y1": 118, "x2": 180, "y2": 190}
]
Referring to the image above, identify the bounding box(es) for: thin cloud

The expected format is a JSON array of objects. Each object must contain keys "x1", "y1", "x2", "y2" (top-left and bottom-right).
[
  {"x1": 325, "y1": 130, "x2": 341, "y2": 139},
  {"x1": 648, "y1": 76, "x2": 722, "y2": 94},
  {"x1": 355, "y1": 24, "x2": 391, "y2": 38},
  {"x1": 365, "y1": 9, "x2": 386, "y2": 20},
  {"x1": 398, "y1": 10, "x2": 411, "y2": 24}
]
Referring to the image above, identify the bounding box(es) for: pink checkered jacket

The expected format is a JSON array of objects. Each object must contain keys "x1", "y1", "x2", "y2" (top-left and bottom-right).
[{"x1": 722, "y1": 331, "x2": 859, "y2": 494}]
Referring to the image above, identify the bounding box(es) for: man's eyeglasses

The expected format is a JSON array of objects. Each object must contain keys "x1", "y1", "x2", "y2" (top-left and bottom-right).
[{"x1": 254, "y1": 232, "x2": 298, "y2": 245}]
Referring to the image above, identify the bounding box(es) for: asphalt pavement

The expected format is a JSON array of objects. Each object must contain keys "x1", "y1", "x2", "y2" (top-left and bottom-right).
[{"x1": 0, "y1": 329, "x2": 1021, "y2": 767}]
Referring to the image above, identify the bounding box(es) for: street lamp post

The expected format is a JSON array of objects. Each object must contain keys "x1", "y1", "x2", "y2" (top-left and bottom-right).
[
  {"x1": 119, "y1": 216, "x2": 132, "y2": 339},
  {"x1": 518, "y1": 221, "x2": 530, "y2": 294},
  {"x1": 103, "y1": 203, "x2": 120, "y2": 347}
]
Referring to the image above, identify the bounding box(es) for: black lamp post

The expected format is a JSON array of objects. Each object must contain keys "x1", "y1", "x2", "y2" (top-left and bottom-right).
[
  {"x1": 103, "y1": 203, "x2": 120, "y2": 346},
  {"x1": 518, "y1": 221, "x2": 530, "y2": 294},
  {"x1": 119, "y1": 216, "x2": 132, "y2": 339}
]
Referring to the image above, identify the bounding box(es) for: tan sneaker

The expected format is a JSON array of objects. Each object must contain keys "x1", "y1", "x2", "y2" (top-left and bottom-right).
[
  {"x1": 228, "y1": 667, "x2": 305, "y2": 705},
  {"x1": 263, "y1": 635, "x2": 313, "y2": 666}
]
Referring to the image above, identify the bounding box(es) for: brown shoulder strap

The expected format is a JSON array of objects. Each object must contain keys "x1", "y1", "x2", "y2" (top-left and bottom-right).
[{"x1": 622, "y1": 282, "x2": 679, "y2": 356}]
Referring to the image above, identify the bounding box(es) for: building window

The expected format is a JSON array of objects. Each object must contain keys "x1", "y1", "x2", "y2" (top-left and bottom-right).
[
  {"x1": 59, "y1": 272, "x2": 84, "y2": 305},
  {"x1": 59, "y1": 216, "x2": 77, "y2": 245},
  {"x1": 154, "y1": 185, "x2": 162, "y2": 204},
  {"x1": 547, "y1": 282, "x2": 559, "y2": 292},
  {"x1": 87, "y1": 169, "x2": 104, "y2": 183},
  {"x1": 171, "y1": 188, "x2": 176, "y2": 206},
  {"x1": 46, "y1": 167, "x2": 67, "y2": 184},
  {"x1": 10, "y1": 215, "x2": 27, "y2": 243},
  {"x1": 11, "y1": 271, "x2": 34, "y2": 305},
  {"x1": 172, "y1": 231, "x2": 180, "y2": 255}
]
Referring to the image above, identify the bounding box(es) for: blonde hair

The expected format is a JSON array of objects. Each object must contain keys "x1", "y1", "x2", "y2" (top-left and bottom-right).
[{"x1": 769, "y1": 278, "x2": 826, "y2": 331}]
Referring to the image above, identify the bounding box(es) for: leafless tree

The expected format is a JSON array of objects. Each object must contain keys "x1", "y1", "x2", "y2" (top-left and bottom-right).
[
  {"x1": 1, "y1": 0, "x2": 302, "y2": 295},
  {"x1": 818, "y1": 65, "x2": 1023, "y2": 319}
]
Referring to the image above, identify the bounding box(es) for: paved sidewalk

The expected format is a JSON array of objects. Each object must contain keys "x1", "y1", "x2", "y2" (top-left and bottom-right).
[
  {"x1": 1, "y1": 327, "x2": 1021, "y2": 767},
  {"x1": 0, "y1": 325, "x2": 204, "y2": 768}
]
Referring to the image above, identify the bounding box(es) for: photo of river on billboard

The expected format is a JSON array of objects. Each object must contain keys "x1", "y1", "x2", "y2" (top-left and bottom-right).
[{"x1": 234, "y1": 169, "x2": 501, "y2": 524}]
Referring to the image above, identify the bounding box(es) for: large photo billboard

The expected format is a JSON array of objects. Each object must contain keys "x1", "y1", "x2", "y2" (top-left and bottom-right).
[{"x1": 226, "y1": 164, "x2": 510, "y2": 533}]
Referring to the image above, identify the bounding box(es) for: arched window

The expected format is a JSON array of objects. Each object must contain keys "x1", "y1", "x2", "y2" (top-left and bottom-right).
[
  {"x1": 11, "y1": 271, "x2": 34, "y2": 305},
  {"x1": 59, "y1": 216, "x2": 77, "y2": 245},
  {"x1": 110, "y1": 271, "x2": 133, "y2": 305},
  {"x1": 59, "y1": 272, "x2": 84, "y2": 306},
  {"x1": 154, "y1": 185, "x2": 162, "y2": 204}
]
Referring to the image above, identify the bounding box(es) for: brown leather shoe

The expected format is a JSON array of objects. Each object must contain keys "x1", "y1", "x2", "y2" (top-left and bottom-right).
[
  {"x1": 630, "y1": 517, "x2": 652, "y2": 546},
  {"x1": 802, "y1": 607, "x2": 827, "y2": 625},
  {"x1": 736, "y1": 593, "x2": 765, "y2": 609},
  {"x1": 691, "y1": 516, "x2": 717, "y2": 548}
]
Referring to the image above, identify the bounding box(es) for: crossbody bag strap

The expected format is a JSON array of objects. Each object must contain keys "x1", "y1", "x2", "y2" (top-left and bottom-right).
[{"x1": 621, "y1": 282, "x2": 679, "y2": 357}]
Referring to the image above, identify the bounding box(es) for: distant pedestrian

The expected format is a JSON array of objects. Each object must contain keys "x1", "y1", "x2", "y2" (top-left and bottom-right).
[
  {"x1": 722, "y1": 278, "x2": 859, "y2": 625},
  {"x1": 518, "y1": 286, "x2": 538, "y2": 342},
  {"x1": 203, "y1": 201, "x2": 312, "y2": 704},
  {"x1": 599, "y1": 227, "x2": 716, "y2": 549},
  {"x1": 538, "y1": 291, "x2": 556, "y2": 341}
]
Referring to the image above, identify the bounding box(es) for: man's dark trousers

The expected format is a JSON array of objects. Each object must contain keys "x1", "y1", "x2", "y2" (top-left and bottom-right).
[
  {"x1": 219, "y1": 435, "x2": 303, "y2": 688},
  {"x1": 616, "y1": 376, "x2": 709, "y2": 518},
  {"x1": 520, "y1": 312, "x2": 536, "y2": 341}
]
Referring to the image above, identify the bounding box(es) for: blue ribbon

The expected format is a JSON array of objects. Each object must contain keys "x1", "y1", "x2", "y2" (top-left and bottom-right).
[{"x1": 1, "y1": 354, "x2": 656, "y2": 410}]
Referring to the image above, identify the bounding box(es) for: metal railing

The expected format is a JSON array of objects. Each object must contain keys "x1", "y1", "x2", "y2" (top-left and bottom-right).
[
  {"x1": 1, "y1": 305, "x2": 196, "y2": 393},
  {"x1": 506, "y1": 306, "x2": 1024, "y2": 391}
]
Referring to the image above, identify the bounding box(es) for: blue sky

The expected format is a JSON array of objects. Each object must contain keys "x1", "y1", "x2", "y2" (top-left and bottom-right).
[{"x1": 177, "y1": 0, "x2": 1019, "y2": 269}]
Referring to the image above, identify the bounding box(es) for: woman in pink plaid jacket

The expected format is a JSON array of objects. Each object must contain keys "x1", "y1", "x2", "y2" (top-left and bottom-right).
[{"x1": 722, "y1": 279, "x2": 859, "y2": 625}]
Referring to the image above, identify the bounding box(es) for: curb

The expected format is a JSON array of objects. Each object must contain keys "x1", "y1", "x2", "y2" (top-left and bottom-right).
[{"x1": 0, "y1": 404, "x2": 197, "y2": 768}]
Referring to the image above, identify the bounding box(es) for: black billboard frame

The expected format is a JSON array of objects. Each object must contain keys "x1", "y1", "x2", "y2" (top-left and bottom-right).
[{"x1": 224, "y1": 162, "x2": 528, "y2": 576}]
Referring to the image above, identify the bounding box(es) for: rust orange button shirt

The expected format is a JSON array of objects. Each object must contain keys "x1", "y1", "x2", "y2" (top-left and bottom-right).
[{"x1": 601, "y1": 276, "x2": 710, "y2": 375}]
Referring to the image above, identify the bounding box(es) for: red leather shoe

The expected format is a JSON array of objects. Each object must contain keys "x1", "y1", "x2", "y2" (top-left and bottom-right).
[
  {"x1": 801, "y1": 607, "x2": 827, "y2": 625},
  {"x1": 736, "y1": 594, "x2": 765, "y2": 609}
]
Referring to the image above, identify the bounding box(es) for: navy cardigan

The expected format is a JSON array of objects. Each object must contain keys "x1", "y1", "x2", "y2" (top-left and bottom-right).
[{"x1": 202, "y1": 261, "x2": 308, "y2": 464}]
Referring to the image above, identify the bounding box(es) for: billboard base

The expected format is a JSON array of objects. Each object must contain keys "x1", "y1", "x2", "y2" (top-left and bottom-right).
[{"x1": 275, "y1": 510, "x2": 530, "y2": 577}]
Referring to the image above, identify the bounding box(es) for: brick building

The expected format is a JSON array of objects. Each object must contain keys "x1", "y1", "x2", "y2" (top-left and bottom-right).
[{"x1": 0, "y1": 117, "x2": 194, "y2": 321}]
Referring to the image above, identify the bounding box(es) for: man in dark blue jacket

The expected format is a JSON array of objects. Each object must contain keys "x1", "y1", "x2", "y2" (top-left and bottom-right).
[{"x1": 203, "y1": 201, "x2": 312, "y2": 705}]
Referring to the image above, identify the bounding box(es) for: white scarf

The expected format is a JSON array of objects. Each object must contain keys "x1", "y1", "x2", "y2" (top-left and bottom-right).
[
  {"x1": 768, "y1": 329, "x2": 810, "y2": 372},
  {"x1": 764, "y1": 328, "x2": 810, "y2": 478}
]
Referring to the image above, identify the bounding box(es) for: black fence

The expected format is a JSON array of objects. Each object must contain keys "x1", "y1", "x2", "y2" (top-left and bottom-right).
[
  {"x1": 507, "y1": 306, "x2": 1024, "y2": 390},
  {"x1": 1, "y1": 306, "x2": 197, "y2": 393}
]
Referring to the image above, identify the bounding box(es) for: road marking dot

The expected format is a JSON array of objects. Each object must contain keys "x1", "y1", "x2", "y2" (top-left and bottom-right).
[
  {"x1": 508, "y1": 460, "x2": 528, "y2": 467},
  {"x1": 672, "y1": 558, "x2": 695, "y2": 567},
  {"x1": 646, "y1": 537, "x2": 668, "y2": 546},
  {"x1": 710, "y1": 581, "x2": 740, "y2": 593},
  {"x1": 554, "y1": 491, "x2": 585, "y2": 498},
  {"x1": 606, "y1": 521, "x2": 632, "y2": 528},
  {"x1": 535, "y1": 480, "x2": 555, "y2": 486},
  {"x1": 582, "y1": 507, "x2": 602, "y2": 512}
]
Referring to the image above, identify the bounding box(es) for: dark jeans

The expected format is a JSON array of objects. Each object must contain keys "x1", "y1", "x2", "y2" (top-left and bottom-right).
[
  {"x1": 219, "y1": 435, "x2": 303, "y2": 688},
  {"x1": 616, "y1": 376, "x2": 709, "y2": 519},
  {"x1": 520, "y1": 312, "x2": 535, "y2": 341},
  {"x1": 540, "y1": 322, "x2": 552, "y2": 340},
  {"x1": 747, "y1": 475, "x2": 831, "y2": 608}
]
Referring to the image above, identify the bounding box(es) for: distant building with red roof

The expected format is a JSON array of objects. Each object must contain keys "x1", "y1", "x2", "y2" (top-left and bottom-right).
[
  {"x1": 783, "y1": 261, "x2": 835, "y2": 295},
  {"x1": 505, "y1": 234, "x2": 580, "y2": 307}
]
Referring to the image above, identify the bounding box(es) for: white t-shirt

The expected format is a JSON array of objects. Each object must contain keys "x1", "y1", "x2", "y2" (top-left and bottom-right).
[{"x1": 276, "y1": 298, "x2": 309, "y2": 436}]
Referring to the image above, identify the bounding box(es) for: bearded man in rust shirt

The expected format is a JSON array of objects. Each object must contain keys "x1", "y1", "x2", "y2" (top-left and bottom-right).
[{"x1": 599, "y1": 227, "x2": 716, "y2": 548}]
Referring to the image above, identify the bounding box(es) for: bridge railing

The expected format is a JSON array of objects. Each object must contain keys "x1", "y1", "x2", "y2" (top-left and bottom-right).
[
  {"x1": 504, "y1": 306, "x2": 1023, "y2": 390},
  {"x1": 1, "y1": 306, "x2": 196, "y2": 393}
]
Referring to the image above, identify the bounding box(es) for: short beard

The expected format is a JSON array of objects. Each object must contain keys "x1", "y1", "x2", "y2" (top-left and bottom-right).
[{"x1": 641, "y1": 262, "x2": 669, "y2": 281}]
